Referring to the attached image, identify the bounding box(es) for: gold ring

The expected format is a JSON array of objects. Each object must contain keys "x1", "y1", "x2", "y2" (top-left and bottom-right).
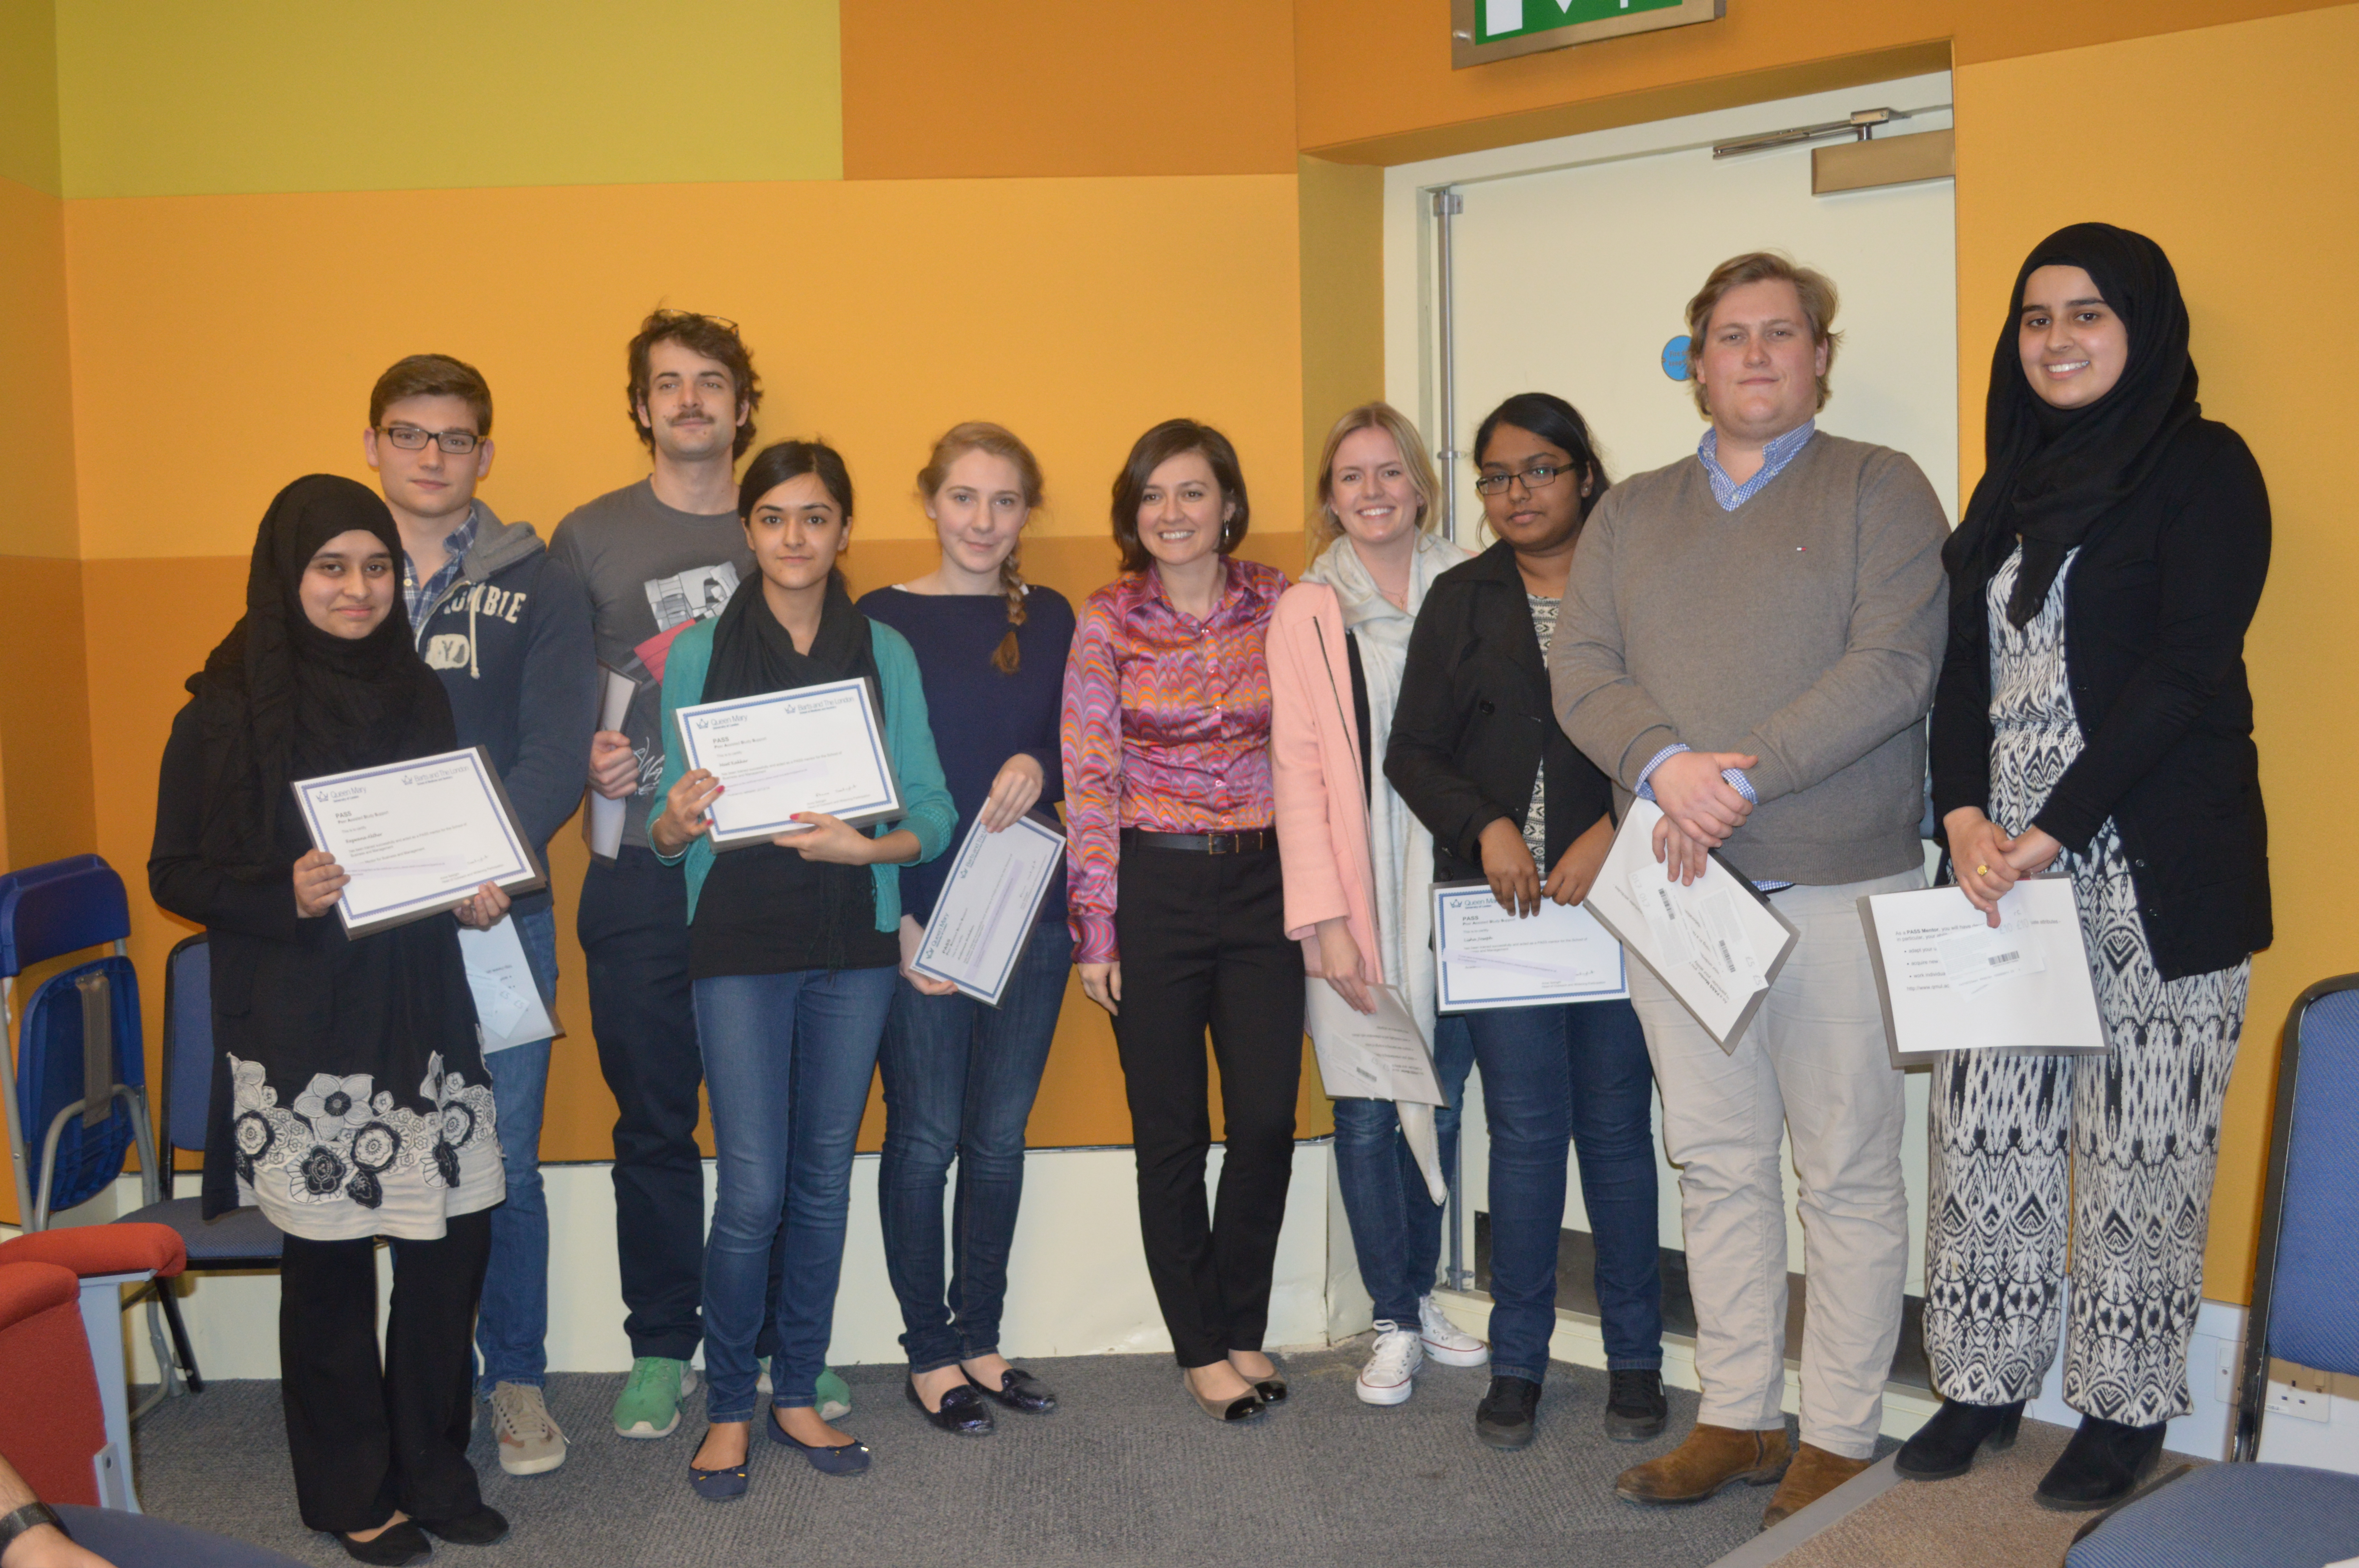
[{"x1": 1974, "y1": 864, "x2": 1990, "y2": 876}]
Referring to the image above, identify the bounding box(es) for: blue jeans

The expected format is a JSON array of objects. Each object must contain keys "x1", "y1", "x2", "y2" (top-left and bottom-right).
[
  {"x1": 475, "y1": 902, "x2": 558, "y2": 1394},
  {"x1": 877, "y1": 920, "x2": 1070, "y2": 1372},
  {"x1": 1467, "y1": 996, "x2": 1663, "y2": 1384},
  {"x1": 1331, "y1": 1013, "x2": 1476, "y2": 1325},
  {"x1": 693, "y1": 965, "x2": 897, "y2": 1423}
]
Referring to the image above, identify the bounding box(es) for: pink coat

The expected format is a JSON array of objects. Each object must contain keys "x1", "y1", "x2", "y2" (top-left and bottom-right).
[{"x1": 1269, "y1": 582, "x2": 1383, "y2": 984}]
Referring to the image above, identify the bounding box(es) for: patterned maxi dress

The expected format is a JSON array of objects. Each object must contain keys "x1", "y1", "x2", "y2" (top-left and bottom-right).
[{"x1": 1922, "y1": 544, "x2": 2250, "y2": 1425}]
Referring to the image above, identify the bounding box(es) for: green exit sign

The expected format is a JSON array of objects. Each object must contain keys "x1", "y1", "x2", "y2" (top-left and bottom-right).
[{"x1": 1453, "y1": 0, "x2": 1723, "y2": 68}]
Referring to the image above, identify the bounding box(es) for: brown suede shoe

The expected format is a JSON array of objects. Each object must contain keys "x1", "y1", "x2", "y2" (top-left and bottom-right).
[
  {"x1": 1760, "y1": 1442, "x2": 1874, "y2": 1528},
  {"x1": 1615, "y1": 1423, "x2": 1792, "y2": 1505}
]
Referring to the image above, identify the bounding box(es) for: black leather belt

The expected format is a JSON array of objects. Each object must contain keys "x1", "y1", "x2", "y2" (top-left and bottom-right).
[{"x1": 1121, "y1": 828, "x2": 1273, "y2": 855}]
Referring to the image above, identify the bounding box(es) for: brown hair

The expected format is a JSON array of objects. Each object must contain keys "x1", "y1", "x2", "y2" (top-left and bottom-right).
[
  {"x1": 1109, "y1": 419, "x2": 1249, "y2": 576},
  {"x1": 1309, "y1": 402, "x2": 1441, "y2": 562},
  {"x1": 369, "y1": 353, "x2": 492, "y2": 437},
  {"x1": 1683, "y1": 251, "x2": 1842, "y2": 416},
  {"x1": 920, "y1": 422, "x2": 1044, "y2": 675},
  {"x1": 626, "y1": 309, "x2": 763, "y2": 459}
]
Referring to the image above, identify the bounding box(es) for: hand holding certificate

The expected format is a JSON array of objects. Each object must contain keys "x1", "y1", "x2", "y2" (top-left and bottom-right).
[
  {"x1": 1859, "y1": 877, "x2": 2105, "y2": 1065},
  {"x1": 1432, "y1": 880, "x2": 1628, "y2": 1011},
  {"x1": 908, "y1": 815, "x2": 1065, "y2": 1005},
  {"x1": 672, "y1": 677, "x2": 903, "y2": 849},
  {"x1": 1305, "y1": 982, "x2": 1448, "y2": 1105},
  {"x1": 291, "y1": 746, "x2": 545, "y2": 936}
]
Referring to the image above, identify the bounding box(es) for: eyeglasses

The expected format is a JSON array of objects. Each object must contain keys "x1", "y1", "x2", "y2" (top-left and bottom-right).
[
  {"x1": 1473, "y1": 463, "x2": 1569, "y2": 497},
  {"x1": 379, "y1": 424, "x2": 481, "y2": 455}
]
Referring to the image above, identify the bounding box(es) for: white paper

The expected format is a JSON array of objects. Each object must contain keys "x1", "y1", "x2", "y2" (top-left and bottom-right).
[
  {"x1": 583, "y1": 666, "x2": 634, "y2": 861},
  {"x1": 1305, "y1": 982, "x2": 1447, "y2": 1106},
  {"x1": 908, "y1": 815, "x2": 1065, "y2": 1005},
  {"x1": 1433, "y1": 880, "x2": 1629, "y2": 1011},
  {"x1": 291, "y1": 748, "x2": 541, "y2": 935},
  {"x1": 1860, "y1": 878, "x2": 2105, "y2": 1063},
  {"x1": 674, "y1": 678, "x2": 902, "y2": 848},
  {"x1": 456, "y1": 915, "x2": 557, "y2": 1053},
  {"x1": 1584, "y1": 799, "x2": 1798, "y2": 1049}
]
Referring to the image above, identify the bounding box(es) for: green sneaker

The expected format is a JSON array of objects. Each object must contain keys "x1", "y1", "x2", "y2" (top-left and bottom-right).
[
  {"x1": 816, "y1": 1366, "x2": 852, "y2": 1423},
  {"x1": 613, "y1": 1356, "x2": 700, "y2": 1439}
]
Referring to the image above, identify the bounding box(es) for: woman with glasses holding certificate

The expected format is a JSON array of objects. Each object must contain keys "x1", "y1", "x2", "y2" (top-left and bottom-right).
[
  {"x1": 150, "y1": 475, "x2": 516, "y2": 1564},
  {"x1": 646, "y1": 440, "x2": 955, "y2": 1500},
  {"x1": 1269, "y1": 403, "x2": 1490, "y2": 1409},
  {"x1": 855, "y1": 424, "x2": 1076, "y2": 1435},
  {"x1": 1063, "y1": 419, "x2": 1299, "y2": 1425},
  {"x1": 1386, "y1": 394, "x2": 1663, "y2": 1453}
]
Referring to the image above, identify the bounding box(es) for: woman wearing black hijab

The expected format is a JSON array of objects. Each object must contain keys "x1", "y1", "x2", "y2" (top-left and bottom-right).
[
  {"x1": 1899, "y1": 225, "x2": 2271, "y2": 1509},
  {"x1": 151, "y1": 474, "x2": 516, "y2": 1564}
]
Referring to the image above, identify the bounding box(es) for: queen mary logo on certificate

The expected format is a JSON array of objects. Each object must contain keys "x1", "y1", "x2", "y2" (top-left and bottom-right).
[
  {"x1": 672, "y1": 676, "x2": 905, "y2": 849},
  {"x1": 290, "y1": 746, "x2": 546, "y2": 937}
]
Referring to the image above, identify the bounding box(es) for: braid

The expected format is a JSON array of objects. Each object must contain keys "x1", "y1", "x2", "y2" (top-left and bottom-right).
[{"x1": 992, "y1": 546, "x2": 1028, "y2": 674}]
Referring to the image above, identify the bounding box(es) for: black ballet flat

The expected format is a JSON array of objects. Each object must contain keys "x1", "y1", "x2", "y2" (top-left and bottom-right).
[
  {"x1": 334, "y1": 1521, "x2": 432, "y2": 1566},
  {"x1": 966, "y1": 1365, "x2": 1059, "y2": 1414},
  {"x1": 416, "y1": 1504, "x2": 509, "y2": 1544},
  {"x1": 1183, "y1": 1368, "x2": 1265, "y2": 1423},
  {"x1": 906, "y1": 1377, "x2": 995, "y2": 1436}
]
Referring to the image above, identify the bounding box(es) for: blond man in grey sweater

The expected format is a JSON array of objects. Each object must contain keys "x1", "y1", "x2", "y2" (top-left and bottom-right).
[{"x1": 1549, "y1": 252, "x2": 1948, "y2": 1528}]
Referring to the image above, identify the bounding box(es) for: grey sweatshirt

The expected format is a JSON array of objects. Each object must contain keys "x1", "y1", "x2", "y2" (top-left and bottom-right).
[{"x1": 1548, "y1": 432, "x2": 1948, "y2": 887}]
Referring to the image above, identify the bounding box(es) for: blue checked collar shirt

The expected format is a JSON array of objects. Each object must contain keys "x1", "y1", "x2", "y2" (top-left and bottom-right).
[{"x1": 401, "y1": 505, "x2": 480, "y2": 628}]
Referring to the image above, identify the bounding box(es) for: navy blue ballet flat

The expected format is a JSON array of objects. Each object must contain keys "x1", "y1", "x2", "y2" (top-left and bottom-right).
[
  {"x1": 966, "y1": 1365, "x2": 1059, "y2": 1414},
  {"x1": 907, "y1": 1377, "x2": 995, "y2": 1435},
  {"x1": 767, "y1": 1408, "x2": 873, "y2": 1475},
  {"x1": 687, "y1": 1430, "x2": 749, "y2": 1501}
]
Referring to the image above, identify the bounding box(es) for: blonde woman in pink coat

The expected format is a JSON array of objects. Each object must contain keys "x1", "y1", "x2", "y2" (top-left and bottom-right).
[{"x1": 1269, "y1": 403, "x2": 1488, "y2": 1408}]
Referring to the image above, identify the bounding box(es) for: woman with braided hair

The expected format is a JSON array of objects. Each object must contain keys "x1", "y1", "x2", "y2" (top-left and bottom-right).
[{"x1": 857, "y1": 423, "x2": 1078, "y2": 1433}]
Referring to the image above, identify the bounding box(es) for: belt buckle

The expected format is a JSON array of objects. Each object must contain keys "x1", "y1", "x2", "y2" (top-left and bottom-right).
[{"x1": 1206, "y1": 832, "x2": 1233, "y2": 855}]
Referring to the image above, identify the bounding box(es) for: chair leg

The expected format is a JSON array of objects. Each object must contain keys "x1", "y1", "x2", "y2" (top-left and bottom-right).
[{"x1": 157, "y1": 1282, "x2": 204, "y2": 1394}]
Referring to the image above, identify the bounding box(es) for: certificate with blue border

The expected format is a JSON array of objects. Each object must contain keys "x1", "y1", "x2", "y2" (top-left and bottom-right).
[
  {"x1": 291, "y1": 746, "x2": 545, "y2": 937},
  {"x1": 909, "y1": 814, "x2": 1065, "y2": 1005},
  {"x1": 1433, "y1": 879, "x2": 1630, "y2": 1012},
  {"x1": 673, "y1": 677, "x2": 904, "y2": 849}
]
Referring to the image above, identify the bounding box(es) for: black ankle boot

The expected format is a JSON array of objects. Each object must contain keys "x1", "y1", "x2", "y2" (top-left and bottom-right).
[
  {"x1": 1895, "y1": 1397, "x2": 2025, "y2": 1481},
  {"x1": 2034, "y1": 1414, "x2": 2166, "y2": 1511}
]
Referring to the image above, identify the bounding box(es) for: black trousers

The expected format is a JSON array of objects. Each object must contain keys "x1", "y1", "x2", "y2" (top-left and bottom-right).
[
  {"x1": 1112, "y1": 844, "x2": 1304, "y2": 1367},
  {"x1": 278, "y1": 1210, "x2": 491, "y2": 1534}
]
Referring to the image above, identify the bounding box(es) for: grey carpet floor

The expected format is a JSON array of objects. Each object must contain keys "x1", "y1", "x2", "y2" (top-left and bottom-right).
[{"x1": 131, "y1": 1348, "x2": 1788, "y2": 1568}]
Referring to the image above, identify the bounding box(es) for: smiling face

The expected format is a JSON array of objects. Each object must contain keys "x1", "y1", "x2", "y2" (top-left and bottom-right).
[
  {"x1": 1136, "y1": 449, "x2": 1234, "y2": 572},
  {"x1": 1325, "y1": 425, "x2": 1423, "y2": 552},
  {"x1": 364, "y1": 393, "x2": 493, "y2": 526},
  {"x1": 298, "y1": 529, "x2": 397, "y2": 639},
  {"x1": 925, "y1": 448, "x2": 1030, "y2": 577},
  {"x1": 636, "y1": 339, "x2": 748, "y2": 463},
  {"x1": 1696, "y1": 277, "x2": 1829, "y2": 443},
  {"x1": 1476, "y1": 422, "x2": 1587, "y2": 557},
  {"x1": 745, "y1": 473, "x2": 850, "y2": 594},
  {"x1": 2017, "y1": 264, "x2": 2129, "y2": 410}
]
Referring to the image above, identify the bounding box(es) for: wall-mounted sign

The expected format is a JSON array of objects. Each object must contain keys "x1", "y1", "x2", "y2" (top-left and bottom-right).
[{"x1": 1452, "y1": 0, "x2": 1724, "y2": 70}]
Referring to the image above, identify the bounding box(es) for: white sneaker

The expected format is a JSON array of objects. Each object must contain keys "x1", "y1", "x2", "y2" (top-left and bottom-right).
[
  {"x1": 1418, "y1": 1294, "x2": 1491, "y2": 1367},
  {"x1": 1357, "y1": 1323, "x2": 1425, "y2": 1406},
  {"x1": 491, "y1": 1381, "x2": 569, "y2": 1476}
]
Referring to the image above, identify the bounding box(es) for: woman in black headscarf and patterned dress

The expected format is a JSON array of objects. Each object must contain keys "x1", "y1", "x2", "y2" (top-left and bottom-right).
[
  {"x1": 150, "y1": 474, "x2": 515, "y2": 1566},
  {"x1": 1899, "y1": 225, "x2": 2271, "y2": 1511}
]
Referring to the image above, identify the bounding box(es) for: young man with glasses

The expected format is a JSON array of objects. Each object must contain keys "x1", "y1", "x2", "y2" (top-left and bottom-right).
[{"x1": 363, "y1": 352, "x2": 597, "y2": 1476}]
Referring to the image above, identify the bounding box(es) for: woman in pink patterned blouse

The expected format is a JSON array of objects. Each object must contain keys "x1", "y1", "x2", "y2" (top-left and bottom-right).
[{"x1": 1061, "y1": 418, "x2": 1301, "y2": 1425}]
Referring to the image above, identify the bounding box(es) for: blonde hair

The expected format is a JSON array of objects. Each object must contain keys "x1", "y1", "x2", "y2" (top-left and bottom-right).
[
  {"x1": 1309, "y1": 402, "x2": 1443, "y2": 562},
  {"x1": 1683, "y1": 251, "x2": 1843, "y2": 417},
  {"x1": 919, "y1": 422, "x2": 1045, "y2": 675}
]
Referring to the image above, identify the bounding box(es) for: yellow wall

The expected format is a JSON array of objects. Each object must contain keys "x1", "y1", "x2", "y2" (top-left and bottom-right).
[{"x1": 1956, "y1": 3, "x2": 2359, "y2": 1298}]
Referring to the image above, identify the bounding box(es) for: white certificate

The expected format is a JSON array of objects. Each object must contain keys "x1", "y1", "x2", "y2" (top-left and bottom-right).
[
  {"x1": 582, "y1": 664, "x2": 635, "y2": 862},
  {"x1": 673, "y1": 677, "x2": 903, "y2": 849},
  {"x1": 1859, "y1": 877, "x2": 2106, "y2": 1066},
  {"x1": 1306, "y1": 981, "x2": 1447, "y2": 1105},
  {"x1": 291, "y1": 747, "x2": 545, "y2": 937},
  {"x1": 1583, "y1": 799, "x2": 1798, "y2": 1051},
  {"x1": 1433, "y1": 880, "x2": 1629, "y2": 1011},
  {"x1": 909, "y1": 815, "x2": 1066, "y2": 1005},
  {"x1": 456, "y1": 915, "x2": 559, "y2": 1054}
]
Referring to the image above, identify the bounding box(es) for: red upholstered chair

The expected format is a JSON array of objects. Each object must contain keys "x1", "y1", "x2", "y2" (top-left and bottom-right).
[
  {"x1": 0, "y1": 1257, "x2": 117, "y2": 1509},
  {"x1": 0, "y1": 1222, "x2": 186, "y2": 1513}
]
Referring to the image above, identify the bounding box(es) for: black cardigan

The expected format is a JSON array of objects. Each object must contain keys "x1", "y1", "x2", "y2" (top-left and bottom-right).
[
  {"x1": 1930, "y1": 417, "x2": 2271, "y2": 981},
  {"x1": 1385, "y1": 541, "x2": 1614, "y2": 882}
]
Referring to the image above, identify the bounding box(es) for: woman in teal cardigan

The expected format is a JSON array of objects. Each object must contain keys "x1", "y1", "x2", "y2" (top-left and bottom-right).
[{"x1": 647, "y1": 439, "x2": 955, "y2": 1501}]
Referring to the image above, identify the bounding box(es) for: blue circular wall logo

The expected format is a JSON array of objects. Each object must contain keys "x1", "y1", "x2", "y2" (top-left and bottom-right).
[{"x1": 1662, "y1": 335, "x2": 1692, "y2": 382}]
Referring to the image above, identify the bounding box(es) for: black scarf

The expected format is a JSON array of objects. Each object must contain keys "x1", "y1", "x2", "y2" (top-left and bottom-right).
[
  {"x1": 187, "y1": 474, "x2": 455, "y2": 880},
  {"x1": 1942, "y1": 222, "x2": 2200, "y2": 627},
  {"x1": 701, "y1": 569, "x2": 877, "y2": 704}
]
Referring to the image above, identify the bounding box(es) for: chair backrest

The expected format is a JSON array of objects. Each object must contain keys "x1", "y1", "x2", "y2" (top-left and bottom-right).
[
  {"x1": 0, "y1": 1259, "x2": 106, "y2": 1507},
  {"x1": 13, "y1": 955, "x2": 144, "y2": 1216},
  {"x1": 2263, "y1": 978, "x2": 2359, "y2": 1375},
  {"x1": 160, "y1": 935, "x2": 213, "y2": 1163},
  {"x1": 0, "y1": 857, "x2": 128, "y2": 980}
]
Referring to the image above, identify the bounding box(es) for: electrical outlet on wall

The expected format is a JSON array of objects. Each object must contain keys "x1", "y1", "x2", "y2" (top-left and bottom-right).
[{"x1": 2267, "y1": 1360, "x2": 2332, "y2": 1425}]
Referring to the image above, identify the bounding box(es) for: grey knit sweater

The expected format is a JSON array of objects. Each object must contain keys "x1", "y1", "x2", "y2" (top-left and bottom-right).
[{"x1": 1548, "y1": 432, "x2": 1948, "y2": 887}]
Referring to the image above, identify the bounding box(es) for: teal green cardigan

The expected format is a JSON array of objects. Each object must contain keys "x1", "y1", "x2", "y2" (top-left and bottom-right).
[{"x1": 652, "y1": 614, "x2": 958, "y2": 925}]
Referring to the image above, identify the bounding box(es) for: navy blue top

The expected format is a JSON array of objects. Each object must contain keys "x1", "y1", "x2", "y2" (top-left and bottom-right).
[{"x1": 855, "y1": 585, "x2": 1076, "y2": 926}]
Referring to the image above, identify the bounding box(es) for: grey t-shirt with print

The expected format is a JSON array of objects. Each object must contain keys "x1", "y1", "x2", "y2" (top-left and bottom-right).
[{"x1": 548, "y1": 477, "x2": 754, "y2": 849}]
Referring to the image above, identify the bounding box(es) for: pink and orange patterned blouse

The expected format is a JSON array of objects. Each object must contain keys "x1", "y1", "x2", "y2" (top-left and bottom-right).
[{"x1": 1060, "y1": 558, "x2": 1288, "y2": 963}]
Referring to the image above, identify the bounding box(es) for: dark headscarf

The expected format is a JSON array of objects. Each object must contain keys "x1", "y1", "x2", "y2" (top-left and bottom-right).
[
  {"x1": 701, "y1": 568, "x2": 877, "y2": 704},
  {"x1": 1942, "y1": 223, "x2": 2200, "y2": 626},
  {"x1": 187, "y1": 474, "x2": 454, "y2": 879}
]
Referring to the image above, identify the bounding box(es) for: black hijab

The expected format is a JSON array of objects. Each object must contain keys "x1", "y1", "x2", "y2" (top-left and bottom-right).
[
  {"x1": 701, "y1": 568, "x2": 877, "y2": 704},
  {"x1": 1943, "y1": 223, "x2": 2200, "y2": 626},
  {"x1": 188, "y1": 474, "x2": 455, "y2": 879}
]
